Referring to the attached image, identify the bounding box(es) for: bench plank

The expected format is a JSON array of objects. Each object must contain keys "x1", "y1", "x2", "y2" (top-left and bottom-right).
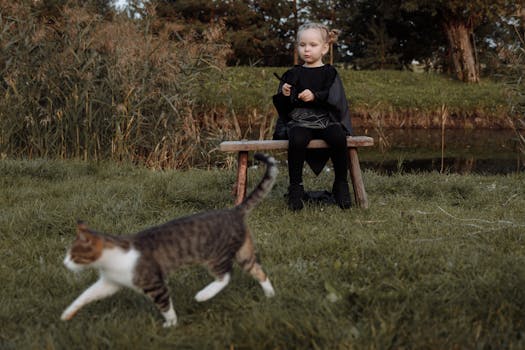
[{"x1": 219, "y1": 136, "x2": 374, "y2": 152}]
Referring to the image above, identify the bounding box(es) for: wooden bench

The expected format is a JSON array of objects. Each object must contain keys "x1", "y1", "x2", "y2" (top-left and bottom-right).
[{"x1": 219, "y1": 136, "x2": 374, "y2": 208}]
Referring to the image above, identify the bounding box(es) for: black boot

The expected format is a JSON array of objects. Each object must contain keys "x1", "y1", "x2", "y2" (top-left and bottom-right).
[
  {"x1": 332, "y1": 181, "x2": 352, "y2": 209},
  {"x1": 288, "y1": 184, "x2": 305, "y2": 211}
]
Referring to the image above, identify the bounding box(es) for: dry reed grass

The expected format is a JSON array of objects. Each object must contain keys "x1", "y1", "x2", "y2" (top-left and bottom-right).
[
  {"x1": 503, "y1": 30, "x2": 525, "y2": 160},
  {"x1": 0, "y1": 1, "x2": 236, "y2": 169}
]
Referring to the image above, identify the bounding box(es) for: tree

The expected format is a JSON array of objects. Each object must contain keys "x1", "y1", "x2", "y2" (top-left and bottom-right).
[
  {"x1": 152, "y1": 0, "x2": 296, "y2": 66},
  {"x1": 401, "y1": 0, "x2": 520, "y2": 82},
  {"x1": 303, "y1": 0, "x2": 442, "y2": 69},
  {"x1": 243, "y1": 0, "x2": 296, "y2": 65},
  {"x1": 337, "y1": 0, "x2": 403, "y2": 69}
]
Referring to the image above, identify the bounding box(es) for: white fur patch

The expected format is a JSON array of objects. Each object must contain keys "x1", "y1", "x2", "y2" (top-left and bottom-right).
[
  {"x1": 95, "y1": 247, "x2": 141, "y2": 289},
  {"x1": 61, "y1": 247, "x2": 141, "y2": 322},
  {"x1": 194, "y1": 273, "x2": 231, "y2": 302},
  {"x1": 61, "y1": 278, "x2": 121, "y2": 321},
  {"x1": 63, "y1": 252, "x2": 85, "y2": 272},
  {"x1": 260, "y1": 278, "x2": 275, "y2": 298},
  {"x1": 162, "y1": 300, "x2": 178, "y2": 328}
]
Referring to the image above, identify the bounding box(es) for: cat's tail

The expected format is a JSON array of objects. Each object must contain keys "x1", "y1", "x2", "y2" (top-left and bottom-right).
[{"x1": 236, "y1": 153, "x2": 278, "y2": 214}]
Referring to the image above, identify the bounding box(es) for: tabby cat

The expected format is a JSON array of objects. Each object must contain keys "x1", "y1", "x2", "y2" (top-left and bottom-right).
[{"x1": 61, "y1": 153, "x2": 277, "y2": 327}]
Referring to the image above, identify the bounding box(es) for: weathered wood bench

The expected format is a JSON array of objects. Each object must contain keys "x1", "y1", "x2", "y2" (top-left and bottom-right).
[{"x1": 219, "y1": 136, "x2": 374, "y2": 208}]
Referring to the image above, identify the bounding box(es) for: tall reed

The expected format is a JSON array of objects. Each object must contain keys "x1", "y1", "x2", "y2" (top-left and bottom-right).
[
  {"x1": 0, "y1": 1, "x2": 237, "y2": 168},
  {"x1": 503, "y1": 28, "x2": 525, "y2": 161}
]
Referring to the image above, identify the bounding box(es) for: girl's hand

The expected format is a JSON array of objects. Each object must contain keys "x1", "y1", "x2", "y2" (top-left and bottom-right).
[
  {"x1": 298, "y1": 89, "x2": 314, "y2": 102},
  {"x1": 282, "y1": 83, "x2": 291, "y2": 96}
]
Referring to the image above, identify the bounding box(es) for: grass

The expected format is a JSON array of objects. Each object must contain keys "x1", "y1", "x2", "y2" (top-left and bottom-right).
[
  {"x1": 344, "y1": 69, "x2": 508, "y2": 112},
  {"x1": 1, "y1": 158, "x2": 524, "y2": 349},
  {"x1": 197, "y1": 67, "x2": 510, "y2": 115}
]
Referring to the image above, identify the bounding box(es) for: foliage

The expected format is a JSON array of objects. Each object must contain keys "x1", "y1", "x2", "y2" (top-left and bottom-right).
[
  {"x1": 0, "y1": 159, "x2": 524, "y2": 348},
  {"x1": 153, "y1": 0, "x2": 295, "y2": 66},
  {"x1": 502, "y1": 27, "x2": 525, "y2": 156},
  {"x1": 7, "y1": 1, "x2": 524, "y2": 75},
  {"x1": 0, "y1": 0, "x2": 518, "y2": 167},
  {"x1": 0, "y1": 0, "x2": 231, "y2": 168},
  {"x1": 305, "y1": 0, "x2": 444, "y2": 69},
  {"x1": 398, "y1": 0, "x2": 521, "y2": 82},
  {"x1": 0, "y1": 55, "x2": 513, "y2": 166},
  {"x1": 400, "y1": 0, "x2": 514, "y2": 24}
]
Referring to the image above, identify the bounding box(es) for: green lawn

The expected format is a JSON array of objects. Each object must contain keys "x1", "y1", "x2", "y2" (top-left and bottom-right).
[
  {"x1": 195, "y1": 67, "x2": 510, "y2": 115},
  {"x1": 1, "y1": 159, "x2": 524, "y2": 349}
]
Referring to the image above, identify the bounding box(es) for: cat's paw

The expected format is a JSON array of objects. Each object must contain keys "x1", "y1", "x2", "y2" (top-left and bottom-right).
[
  {"x1": 162, "y1": 318, "x2": 177, "y2": 328},
  {"x1": 194, "y1": 290, "x2": 213, "y2": 302},
  {"x1": 60, "y1": 304, "x2": 78, "y2": 321},
  {"x1": 60, "y1": 310, "x2": 75, "y2": 321},
  {"x1": 261, "y1": 279, "x2": 275, "y2": 298},
  {"x1": 264, "y1": 288, "x2": 276, "y2": 298},
  {"x1": 161, "y1": 304, "x2": 177, "y2": 327}
]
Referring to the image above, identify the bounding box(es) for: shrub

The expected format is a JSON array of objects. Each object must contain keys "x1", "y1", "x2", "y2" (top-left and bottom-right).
[{"x1": 0, "y1": 1, "x2": 232, "y2": 168}]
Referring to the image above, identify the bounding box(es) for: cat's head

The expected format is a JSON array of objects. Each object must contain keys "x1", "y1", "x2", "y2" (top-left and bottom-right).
[{"x1": 63, "y1": 221, "x2": 104, "y2": 272}]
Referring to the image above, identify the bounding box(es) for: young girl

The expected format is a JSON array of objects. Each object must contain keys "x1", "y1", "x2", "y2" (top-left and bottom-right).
[{"x1": 272, "y1": 22, "x2": 352, "y2": 211}]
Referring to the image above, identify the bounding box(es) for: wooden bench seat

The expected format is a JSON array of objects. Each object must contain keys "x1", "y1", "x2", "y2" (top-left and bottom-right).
[{"x1": 219, "y1": 136, "x2": 374, "y2": 208}]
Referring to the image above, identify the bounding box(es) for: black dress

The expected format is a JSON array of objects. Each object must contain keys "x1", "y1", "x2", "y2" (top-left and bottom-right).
[{"x1": 272, "y1": 64, "x2": 352, "y2": 175}]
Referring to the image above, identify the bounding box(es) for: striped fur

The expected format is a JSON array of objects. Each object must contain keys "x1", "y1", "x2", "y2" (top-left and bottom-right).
[
  {"x1": 61, "y1": 153, "x2": 277, "y2": 327},
  {"x1": 236, "y1": 153, "x2": 278, "y2": 214}
]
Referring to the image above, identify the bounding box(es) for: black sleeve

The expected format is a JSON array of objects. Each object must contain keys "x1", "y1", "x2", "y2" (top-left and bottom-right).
[
  {"x1": 314, "y1": 90, "x2": 329, "y2": 101},
  {"x1": 327, "y1": 71, "x2": 352, "y2": 134},
  {"x1": 272, "y1": 68, "x2": 298, "y2": 140},
  {"x1": 284, "y1": 66, "x2": 301, "y2": 85},
  {"x1": 313, "y1": 66, "x2": 337, "y2": 102}
]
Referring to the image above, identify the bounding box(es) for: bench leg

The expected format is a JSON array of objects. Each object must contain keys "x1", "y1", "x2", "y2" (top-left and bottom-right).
[
  {"x1": 348, "y1": 147, "x2": 369, "y2": 209},
  {"x1": 234, "y1": 151, "x2": 249, "y2": 205}
]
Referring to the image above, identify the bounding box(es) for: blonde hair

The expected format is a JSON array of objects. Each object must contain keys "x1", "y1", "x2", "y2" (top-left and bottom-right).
[{"x1": 297, "y1": 22, "x2": 340, "y2": 44}]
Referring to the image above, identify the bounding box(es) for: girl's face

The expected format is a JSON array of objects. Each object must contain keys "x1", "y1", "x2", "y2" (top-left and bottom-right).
[{"x1": 297, "y1": 28, "x2": 329, "y2": 67}]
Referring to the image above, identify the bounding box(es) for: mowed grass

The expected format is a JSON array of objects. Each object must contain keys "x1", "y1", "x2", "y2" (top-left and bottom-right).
[{"x1": 1, "y1": 159, "x2": 524, "y2": 349}]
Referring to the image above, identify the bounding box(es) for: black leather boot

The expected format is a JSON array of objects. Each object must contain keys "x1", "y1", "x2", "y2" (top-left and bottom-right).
[
  {"x1": 332, "y1": 181, "x2": 352, "y2": 209},
  {"x1": 288, "y1": 184, "x2": 305, "y2": 211}
]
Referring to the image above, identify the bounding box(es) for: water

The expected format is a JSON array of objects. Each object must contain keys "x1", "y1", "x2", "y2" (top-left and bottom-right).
[{"x1": 355, "y1": 129, "x2": 524, "y2": 174}]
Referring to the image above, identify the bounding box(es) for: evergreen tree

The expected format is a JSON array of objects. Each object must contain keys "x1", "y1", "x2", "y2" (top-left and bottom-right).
[
  {"x1": 152, "y1": 0, "x2": 296, "y2": 66},
  {"x1": 252, "y1": 0, "x2": 297, "y2": 66}
]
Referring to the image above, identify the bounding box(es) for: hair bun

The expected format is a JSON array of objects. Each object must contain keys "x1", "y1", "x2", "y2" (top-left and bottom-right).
[{"x1": 328, "y1": 29, "x2": 340, "y2": 44}]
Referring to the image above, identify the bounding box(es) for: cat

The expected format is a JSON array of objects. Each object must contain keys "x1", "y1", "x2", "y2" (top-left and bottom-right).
[{"x1": 61, "y1": 153, "x2": 277, "y2": 327}]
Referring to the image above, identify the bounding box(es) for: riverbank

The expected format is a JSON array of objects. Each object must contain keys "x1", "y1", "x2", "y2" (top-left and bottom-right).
[
  {"x1": 351, "y1": 108, "x2": 513, "y2": 129},
  {"x1": 196, "y1": 68, "x2": 513, "y2": 129},
  {"x1": 1, "y1": 67, "x2": 518, "y2": 168}
]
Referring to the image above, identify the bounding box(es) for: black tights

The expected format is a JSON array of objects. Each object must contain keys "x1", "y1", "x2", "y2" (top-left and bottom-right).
[{"x1": 288, "y1": 124, "x2": 348, "y2": 185}]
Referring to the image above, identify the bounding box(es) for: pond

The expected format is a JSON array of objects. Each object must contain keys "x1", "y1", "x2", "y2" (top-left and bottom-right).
[{"x1": 355, "y1": 128, "x2": 524, "y2": 175}]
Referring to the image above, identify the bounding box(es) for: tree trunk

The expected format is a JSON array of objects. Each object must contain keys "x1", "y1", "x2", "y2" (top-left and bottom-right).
[
  {"x1": 293, "y1": 0, "x2": 299, "y2": 65},
  {"x1": 443, "y1": 19, "x2": 479, "y2": 83}
]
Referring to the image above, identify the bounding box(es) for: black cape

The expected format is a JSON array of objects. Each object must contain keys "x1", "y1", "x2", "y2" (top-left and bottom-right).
[{"x1": 272, "y1": 66, "x2": 352, "y2": 175}]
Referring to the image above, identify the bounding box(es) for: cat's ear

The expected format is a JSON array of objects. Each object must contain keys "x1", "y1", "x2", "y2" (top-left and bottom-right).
[{"x1": 76, "y1": 220, "x2": 91, "y2": 241}]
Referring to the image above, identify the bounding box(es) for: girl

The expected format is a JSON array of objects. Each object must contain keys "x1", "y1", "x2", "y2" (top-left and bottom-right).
[{"x1": 273, "y1": 22, "x2": 352, "y2": 211}]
